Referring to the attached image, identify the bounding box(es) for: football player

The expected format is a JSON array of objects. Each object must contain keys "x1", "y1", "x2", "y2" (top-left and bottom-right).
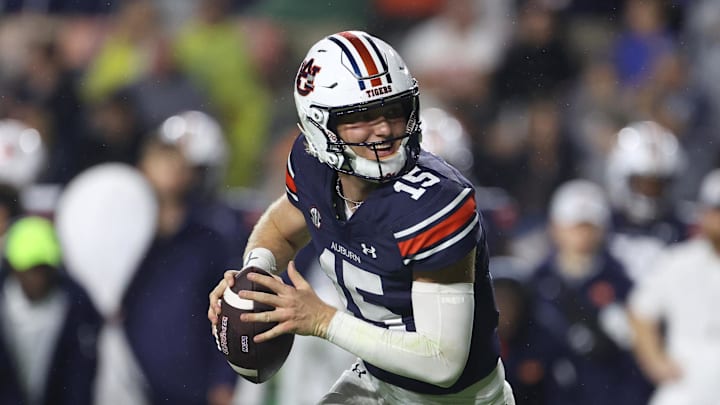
[
  {"x1": 208, "y1": 30, "x2": 515, "y2": 404},
  {"x1": 605, "y1": 120, "x2": 689, "y2": 282}
]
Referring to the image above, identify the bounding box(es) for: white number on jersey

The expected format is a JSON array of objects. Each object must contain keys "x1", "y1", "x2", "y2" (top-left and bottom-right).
[
  {"x1": 320, "y1": 249, "x2": 402, "y2": 326},
  {"x1": 393, "y1": 167, "x2": 440, "y2": 200}
]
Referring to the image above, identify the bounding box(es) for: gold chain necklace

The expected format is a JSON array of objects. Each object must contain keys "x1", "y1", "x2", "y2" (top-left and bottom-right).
[{"x1": 335, "y1": 178, "x2": 363, "y2": 210}]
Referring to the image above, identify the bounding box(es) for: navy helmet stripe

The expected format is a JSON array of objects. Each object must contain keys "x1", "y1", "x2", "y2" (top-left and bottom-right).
[
  {"x1": 363, "y1": 34, "x2": 392, "y2": 84},
  {"x1": 328, "y1": 36, "x2": 366, "y2": 90}
]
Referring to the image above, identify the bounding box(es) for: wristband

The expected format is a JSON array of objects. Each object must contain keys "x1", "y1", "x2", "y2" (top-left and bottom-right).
[{"x1": 243, "y1": 247, "x2": 278, "y2": 274}]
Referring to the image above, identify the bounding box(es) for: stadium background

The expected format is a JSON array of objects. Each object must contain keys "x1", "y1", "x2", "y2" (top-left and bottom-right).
[{"x1": 0, "y1": 0, "x2": 718, "y2": 404}]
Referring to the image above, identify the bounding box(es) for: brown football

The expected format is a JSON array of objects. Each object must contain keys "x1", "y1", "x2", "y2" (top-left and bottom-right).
[{"x1": 217, "y1": 267, "x2": 294, "y2": 383}]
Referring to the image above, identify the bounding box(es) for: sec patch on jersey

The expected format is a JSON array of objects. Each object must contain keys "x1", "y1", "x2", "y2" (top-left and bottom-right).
[{"x1": 217, "y1": 266, "x2": 294, "y2": 383}]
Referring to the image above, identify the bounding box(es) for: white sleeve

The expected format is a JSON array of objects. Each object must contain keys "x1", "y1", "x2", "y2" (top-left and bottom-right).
[
  {"x1": 325, "y1": 281, "x2": 474, "y2": 388},
  {"x1": 628, "y1": 255, "x2": 674, "y2": 320}
]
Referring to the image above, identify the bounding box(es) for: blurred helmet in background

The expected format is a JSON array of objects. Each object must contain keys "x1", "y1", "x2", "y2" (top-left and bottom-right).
[
  {"x1": 158, "y1": 110, "x2": 227, "y2": 195},
  {"x1": 293, "y1": 30, "x2": 421, "y2": 182},
  {"x1": 550, "y1": 179, "x2": 610, "y2": 229},
  {"x1": 606, "y1": 120, "x2": 685, "y2": 224},
  {"x1": 420, "y1": 107, "x2": 474, "y2": 174},
  {"x1": 0, "y1": 119, "x2": 46, "y2": 189}
]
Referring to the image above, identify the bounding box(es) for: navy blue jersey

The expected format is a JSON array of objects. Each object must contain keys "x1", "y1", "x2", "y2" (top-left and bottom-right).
[
  {"x1": 285, "y1": 134, "x2": 500, "y2": 394},
  {"x1": 529, "y1": 249, "x2": 653, "y2": 405}
]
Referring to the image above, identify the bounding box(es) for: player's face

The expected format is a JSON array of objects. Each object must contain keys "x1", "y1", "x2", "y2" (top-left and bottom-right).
[
  {"x1": 14, "y1": 265, "x2": 58, "y2": 302},
  {"x1": 335, "y1": 102, "x2": 407, "y2": 161},
  {"x1": 551, "y1": 222, "x2": 604, "y2": 256},
  {"x1": 629, "y1": 175, "x2": 669, "y2": 198}
]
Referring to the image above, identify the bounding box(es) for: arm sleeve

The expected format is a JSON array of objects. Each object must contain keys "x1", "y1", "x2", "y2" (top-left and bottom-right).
[
  {"x1": 628, "y1": 254, "x2": 674, "y2": 320},
  {"x1": 326, "y1": 281, "x2": 474, "y2": 388}
]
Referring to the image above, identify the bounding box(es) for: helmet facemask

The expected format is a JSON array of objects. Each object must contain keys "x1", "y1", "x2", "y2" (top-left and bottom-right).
[{"x1": 302, "y1": 87, "x2": 421, "y2": 182}]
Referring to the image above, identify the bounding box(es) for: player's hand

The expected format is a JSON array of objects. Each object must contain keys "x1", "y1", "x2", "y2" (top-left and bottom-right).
[
  {"x1": 208, "y1": 270, "x2": 239, "y2": 337},
  {"x1": 646, "y1": 356, "x2": 683, "y2": 384},
  {"x1": 238, "y1": 260, "x2": 337, "y2": 342}
]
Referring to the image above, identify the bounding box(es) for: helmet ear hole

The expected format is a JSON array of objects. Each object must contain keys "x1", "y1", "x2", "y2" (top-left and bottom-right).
[{"x1": 310, "y1": 108, "x2": 324, "y2": 123}]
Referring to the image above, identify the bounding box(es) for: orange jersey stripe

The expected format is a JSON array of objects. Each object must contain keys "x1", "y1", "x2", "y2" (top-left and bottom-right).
[
  {"x1": 339, "y1": 32, "x2": 383, "y2": 87},
  {"x1": 397, "y1": 196, "x2": 476, "y2": 257},
  {"x1": 286, "y1": 167, "x2": 297, "y2": 194}
]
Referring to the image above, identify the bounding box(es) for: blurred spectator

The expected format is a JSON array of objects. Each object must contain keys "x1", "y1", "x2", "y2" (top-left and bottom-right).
[
  {"x1": 400, "y1": 0, "x2": 511, "y2": 117},
  {"x1": 173, "y1": 0, "x2": 271, "y2": 188},
  {"x1": 156, "y1": 110, "x2": 257, "y2": 268},
  {"x1": 250, "y1": 0, "x2": 368, "y2": 58},
  {"x1": 629, "y1": 168, "x2": 720, "y2": 405},
  {"x1": 0, "y1": 0, "x2": 113, "y2": 14},
  {"x1": 494, "y1": 0, "x2": 577, "y2": 104},
  {"x1": 75, "y1": 89, "x2": 145, "y2": 171},
  {"x1": 474, "y1": 99, "x2": 580, "y2": 227},
  {"x1": 632, "y1": 49, "x2": 716, "y2": 200},
  {"x1": 121, "y1": 137, "x2": 236, "y2": 405},
  {"x1": 605, "y1": 120, "x2": 689, "y2": 282},
  {"x1": 477, "y1": 187, "x2": 521, "y2": 258},
  {"x1": 0, "y1": 184, "x2": 21, "y2": 244},
  {"x1": 564, "y1": 58, "x2": 627, "y2": 183},
  {"x1": 7, "y1": 37, "x2": 87, "y2": 184},
  {"x1": 0, "y1": 216, "x2": 102, "y2": 405},
  {"x1": 81, "y1": 1, "x2": 161, "y2": 104},
  {"x1": 612, "y1": 0, "x2": 676, "y2": 88},
  {"x1": 684, "y1": 0, "x2": 720, "y2": 122},
  {"x1": 492, "y1": 256, "x2": 576, "y2": 405},
  {"x1": 527, "y1": 180, "x2": 653, "y2": 405},
  {"x1": 125, "y1": 38, "x2": 213, "y2": 131},
  {"x1": 371, "y1": 0, "x2": 445, "y2": 43}
]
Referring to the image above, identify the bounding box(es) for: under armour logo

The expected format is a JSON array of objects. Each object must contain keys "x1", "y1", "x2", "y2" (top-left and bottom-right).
[
  {"x1": 361, "y1": 243, "x2": 376, "y2": 259},
  {"x1": 352, "y1": 363, "x2": 367, "y2": 378}
]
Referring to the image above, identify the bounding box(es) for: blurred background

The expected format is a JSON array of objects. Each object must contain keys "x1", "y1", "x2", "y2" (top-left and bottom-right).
[{"x1": 1, "y1": 0, "x2": 719, "y2": 404}]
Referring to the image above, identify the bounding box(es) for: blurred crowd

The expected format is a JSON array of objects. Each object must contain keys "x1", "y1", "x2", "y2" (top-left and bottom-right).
[{"x1": 1, "y1": 0, "x2": 720, "y2": 404}]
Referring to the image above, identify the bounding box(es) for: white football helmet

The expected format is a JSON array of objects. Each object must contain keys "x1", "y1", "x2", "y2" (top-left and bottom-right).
[
  {"x1": 0, "y1": 119, "x2": 46, "y2": 189},
  {"x1": 420, "y1": 107, "x2": 473, "y2": 174},
  {"x1": 293, "y1": 31, "x2": 421, "y2": 182},
  {"x1": 606, "y1": 121, "x2": 685, "y2": 223},
  {"x1": 157, "y1": 110, "x2": 228, "y2": 193}
]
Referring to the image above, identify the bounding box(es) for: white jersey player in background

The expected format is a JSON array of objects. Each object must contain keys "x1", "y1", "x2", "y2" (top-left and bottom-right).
[{"x1": 629, "y1": 168, "x2": 720, "y2": 405}]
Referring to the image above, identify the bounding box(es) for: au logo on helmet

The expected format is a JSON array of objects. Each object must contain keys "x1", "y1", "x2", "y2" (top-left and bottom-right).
[{"x1": 296, "y1": 58, "x2": 321, "y2": 96}]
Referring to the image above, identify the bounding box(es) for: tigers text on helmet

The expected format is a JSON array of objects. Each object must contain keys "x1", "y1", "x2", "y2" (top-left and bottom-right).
[
  {"x1": 293, "y1": 31, "x2": 421, "y2": 182},
  {"x1": 606, "y1": 120, "x2": 685, "y2": 224}
]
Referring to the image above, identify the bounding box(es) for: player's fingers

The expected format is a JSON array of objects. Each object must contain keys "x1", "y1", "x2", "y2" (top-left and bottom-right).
[
  {"x1": 224, "y1": 269, "x2": 239, "y2": 287},
  {"x1": 241, "y1": 309, "x2": 276, "y2": 324},
  {"x1": 209, "y1": 282, "x2": 227, "y2": 313},
  {"x1": 208, "y1": 306, "x2": 218, "y2": 324},
  {"x1": 247, "y1": 271, "x2": 287, "y2": 294},
  {"x1": 238, "y1": 289, "x2": 283, "y2": 308},
  {"x1": 253, "y1": 322, "x2": 291, "y2": 343},
  {"x1": 287, "y1": 261, "x2": 311, "y2": 290}
]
